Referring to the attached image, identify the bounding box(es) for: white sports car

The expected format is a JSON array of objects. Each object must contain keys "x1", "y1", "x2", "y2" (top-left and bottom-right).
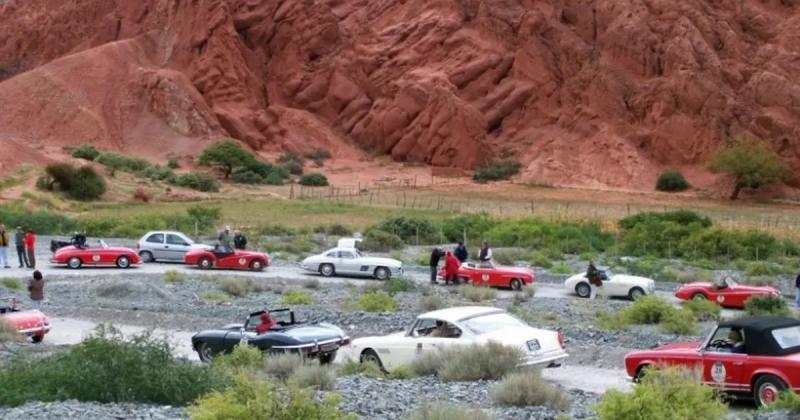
[
  {"x1": 564, "y1": 268, "x2": 655, "y2": 300},
  {"x1": 300, "y1": 247, "x2": 403, "y2": 280},
  {"x1": 349, "y1": 306, "x2": 568, "y2": 371}
]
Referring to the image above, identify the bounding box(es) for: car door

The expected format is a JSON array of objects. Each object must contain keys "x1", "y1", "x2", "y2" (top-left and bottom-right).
[
  {"x1": 337, "y1": 250, "x2": 359, "y2": 275},
  {"x1": 165, "y1": 233, "x2": 191, "y2": 261},
  {"x1": 602, "y1": 276, "x2": 623, "y2": 297},
  {"x1": 474, "y1": 265, "x2": 493, "y2": 286},
  {"x1": 415, "y1": 321, "x2": 466, "y2": 355},
  {"x1": 700, "y1": 327, "x2": 747, "y2": 390},
  {"x1": 144, "y1": 233, "x2": 167, "y2": 260}
]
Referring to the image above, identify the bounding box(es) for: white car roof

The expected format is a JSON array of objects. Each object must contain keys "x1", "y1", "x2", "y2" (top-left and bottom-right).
[
  {"x1": 324, "y1": 247, "x2": 360, "y2": 253},
  {"x1": 418, "y1": 306, "x2": 503, "y2": 324}
]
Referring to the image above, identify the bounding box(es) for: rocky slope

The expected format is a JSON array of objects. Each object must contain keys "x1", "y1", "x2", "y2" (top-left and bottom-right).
[{"x1": 1, "y1": 0, "x2": 799, "y2": 188}]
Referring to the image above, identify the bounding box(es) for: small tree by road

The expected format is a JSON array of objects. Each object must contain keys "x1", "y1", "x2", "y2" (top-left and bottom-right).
[
  {"x1": 197, "y1": 140, "x2": 255, "y2": 179},
  {"x1": 707, "y1": 135, "x2": 787, "y2": 200}
]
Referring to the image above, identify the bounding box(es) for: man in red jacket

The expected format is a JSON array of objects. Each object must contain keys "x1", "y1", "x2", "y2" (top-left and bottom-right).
[
  {"x1": 444, "y1": 251, "x2": 460, "y2": 286},
  {"x1": 24, "y1": 229, "x2": 36, "y2": 269},
  {"x1": 255, "y1": 312, "x2": 275, "y2": 334}
]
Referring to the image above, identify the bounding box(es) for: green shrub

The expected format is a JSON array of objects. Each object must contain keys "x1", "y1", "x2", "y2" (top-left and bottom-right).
[
  {"x1": 548, "y1": 262, "x2": 573, "y2": 275},
  {"x1": 0, "y1": 319, "x2": 21, "y2": 343},
  {"x1": 187, "y1": 375, "x2": 353, "y2": 420},
  {"x1": 418, "y1": 294, "x2": 444, "y2": 312},
  {"x1": 231, "y1": 169, "x2": 266, "y2": 185},
  {"x1": 1, "y1": 278, "x2": 22, "y2": 290},
  {"x1": 492, "y1": 370, "x2": 570, "y2": 410},
  {"x1": 659, "y1": 309, "x2": 698, "y2": 335},
  {"x1": 198, "y1": 140, "x2": 256, "y2": 179},
  {"x1": 289, "y1": 364, "x2": 336, "y2": 391},
  {"x1": 473, "y1": 160, "x2": 521, "y2": 182},
  {"x1": 373, "y1": 216, "x2": 439, "y2": 243},
  {"x1": 407, "y1": 402, "x2": 492, "y2": 420},
  {"x1": 682, "y1": 299, "x2": 721, "y2": 321},
  {"x1": 96, "y1": 152, "x2": 151, "y2": 172},
  {"x1": 619, "y1": 211, "x2": 712, "y2": 231},
  {"x1": 437, "y1": 342, "x2": 523, "y2": 382},
  {"x1": 744, "y1": 295, "x2": 791, "y2": 317},
  {"x1": 383, "y1": 277, "x2": 416, "y2": 295},
  {"x1": 656, "y1": 170, "x2": 690, "y2": 192},
  {"x1": 357, "y1": 290, "x2": 397, "y2": 312},
  {"x1": 529, "y1": 252, "x2": 553, "y2": 269},
  {"x1": 0, "y1": 326, "x2": 221, "y2": 406},
  {"x1": 299, "y1": 173, "x2": 328, "y2": 186},
  {"x1": 200, "y1": 291, "x2": 230, "y2": 302},
  {"x1": 187, "y1": 205, "x2": 221, "y2": 228},
  {"x1": 141, "y1": 165, "x2": 176, "y2": 182},
  {"x1": 337, "y1": 360, "x2": 384, "y2": 378},
  {"x1": 212, "y1": 344, "x2": 264, "y2": 377},
  {"x1": 0, "y1": 205, "x2": 78, "y2": 234},
  {"x1": 313, "y1": 223, "x2": 352, "y2": 236},
  {"x1": 160, "y1": 270, "x2": 185, "y2": 283},
  {"x1": 620, "y1": 257, "x2": 661, "y2": 278},
  {"x1": 439, "y1": 213, "x2": 498, "y2": 243},
  {"x1": 772, "y1": 391, "x2": 800, "y2": 414},
  {"x1": 596, "y1": 367, "x2": 727, "y2": 420},
  {"x1": 626, "y1": 295, "x2": 675, "y2": 324},
  {"x1": 173, "y1": 172, "x2": 219, "y2": 192},
  {"x1": 387, "y1": 366, "x2": 418, "y2": 380},
  {"x1": 281, "y1": 160, "x2": 304, "y2": 176},
  {"x1": 219, "y1": 278, "x2": 259, "y2": 298},
  {"x1": 263, "y1": 354, "x2": 306, "y2": 382},
  {"x1": 302, "y1": 278, "x2": 320, "y2": 289},
  {"x1": 67, "y1": 166, "x2": 106, "y2": 200},
  {"x1": 167, "y1": 159, "x2": 180, "y2": 169},
  {"x1": 360, "y1": 229, "x2": 403, "y2": 252},
  {"x1": 596, "y1": 310, "x2": 631, "y2": 331},
  {"x1": 457, "y1": 284, "x2": 497, "y2": 303},
  {"x1": 43, "y1": 162, "x2": 76, "y2": 191},
  {"x1": 281, "y1": 289, "x2": 313, "y2": 305},
  {"x1": 745, "y1": 261, "x2": 780, "y2": 276},
  {"x1": 71, "y1": 144, "x2": 100, "y2": 161}
]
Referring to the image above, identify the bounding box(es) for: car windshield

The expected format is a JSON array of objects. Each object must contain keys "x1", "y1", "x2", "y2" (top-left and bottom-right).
[
  {"x1": 354, "y1": 250, "x2": 364, "y2": 258},
  {"x1": 100, "y1": 240, "x2": 109, "y2": 249},
  {"x1": 772, "y1": 326, "x2": 800, "y2": 349},
  {"x1": 461, "y1": 312, "x2": 526, "y2": 335}
]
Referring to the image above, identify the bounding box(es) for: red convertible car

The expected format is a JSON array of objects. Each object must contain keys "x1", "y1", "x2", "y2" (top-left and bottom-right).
[
  {"x1": 51, "y1": 240, "x2": 141, "y2": 269},
  {"x1": 625, "y1": 317, "x2": 800, "y2": 407},
  {"x1": 0, "y1": 298, "x2": 50, "y2": 342},
  {"x1": 675, "y1": 277, "x2": 780, "y2": 309},
  {"x1": 437, "y1": 262, "x2": 534, "y2": 290},
  {"x1": 185, "y1": 247, "x2": 270, "y2": 271}
]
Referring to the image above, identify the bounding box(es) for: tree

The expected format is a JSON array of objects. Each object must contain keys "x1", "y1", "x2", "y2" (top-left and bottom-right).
[
  {"x1": 707, "y1": 135, "x2": 787, "y2": 200},
  {"x1": 197, "y1": 140, "x2": 255, "y2": 179}
]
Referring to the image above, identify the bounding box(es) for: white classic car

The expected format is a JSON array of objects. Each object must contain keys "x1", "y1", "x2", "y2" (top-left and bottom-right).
[
  {"x1": 300, "y1": 247, "x2": 403, "y2": 280},
  {"x1": 564, "y1": 268, "x2": 655, "y2": 300},
  {"x1": 349, "y1": 306, "x2": 568, "y2": 371}
]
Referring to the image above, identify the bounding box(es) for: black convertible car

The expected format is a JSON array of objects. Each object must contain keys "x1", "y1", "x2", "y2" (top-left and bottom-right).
[{"x1": 191, "y1": 308, "x2": 350, "y2": 363}]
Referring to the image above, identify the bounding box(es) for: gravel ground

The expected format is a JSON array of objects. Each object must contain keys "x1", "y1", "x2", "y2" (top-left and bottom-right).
[{"x1": 0, "y1": 401, "x2": 186, "y2": 420}]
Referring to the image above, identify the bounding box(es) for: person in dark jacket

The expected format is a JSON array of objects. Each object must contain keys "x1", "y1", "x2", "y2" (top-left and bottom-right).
[
  {"x1": 28, "y1": 270, "x2": 44, "y2": 311},
  {"x1": 14, "y1": 226, "x2": 27, "y2": 268},
  {"x1": 454, "y1": 241, "x2": 468, "y2": 263},
  {"x1": 429, "y1": 247, "x2": 445, "y2": 284},
  {"x1": 233, "y1": 230, "x2": 247, "y2": 250},
  {"x1": 587, "y1": 260, "x2": 603, "y2": 299},
  {"x1": 795, "y1": 272, "x2": 800, "y2": 308},
  {"x1": 478, "y1": 241, "x2": 493, "y2": 267}
]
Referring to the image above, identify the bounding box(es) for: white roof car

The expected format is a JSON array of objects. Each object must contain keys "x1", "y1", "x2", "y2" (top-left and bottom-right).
[
  {"x1": 564, "y1": 268, "x2": 655, "y2": 300},
  {"x1": 300, "y1": 247, "x2": 402, "y2": 280},
  {"x1": 348, "y1": 306, "x2": 568, "y2": 371},
  {"x1": 136, "y1": 231, "x2": 212, "y2": 263}
]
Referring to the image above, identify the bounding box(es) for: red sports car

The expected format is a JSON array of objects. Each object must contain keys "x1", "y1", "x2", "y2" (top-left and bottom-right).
[
  {"x1": 51, "y1": 240, "x2": 141, "y2": 269},
  {"x1": 675, "y1": 277, "x2": 780, "y2": 309},
  {"x1": 0, "y1": 298, "x2": 50, "y2": 342},
  {"x1": 185, "y1": 247, "x2": 270, "y2": 271},
  {"x1": 437, "y1": 262, "x2": 534, "y2": 290},
  {"x1": 624, "y1": 316, "x2": 800, "y2": 407}
]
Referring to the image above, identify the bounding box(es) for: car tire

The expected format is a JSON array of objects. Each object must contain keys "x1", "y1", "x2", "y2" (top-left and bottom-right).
[
  {"x1": 360, "y1": 349, "x2": 384, "y2": 370},
  {"x1": 31, "y1": 334, "x2": 44, "y2": 343},
  {"x1": 458, "y1": 276, "x2": 469, "y2": 285},
  {"x1": 198, "y1": 257, "x2": 213, "y2": 270},
  {"x1": 754, "y1": 375, "x2": 787, "y2": 407},
  {"x1": 319, "y1": 263, "x2": 335, "y2": 277},
  {"x1": 510, "y1": 278, "x2": 522, "y2": 291},
  {"x1": 633, "y1": 364, "x2": 651, "y2": 383},
  {"x1": 628, "y1": 287, "x2": 645, "y2": 301},
  {"x1": 197, "y1": 342, "x2": 214, "y2": 362},
  {"x1": 68, "y1": 257, "x2": 82, "y2": 269},
  {"x1": 116, "y1": 256, "x2": 131, "y2": 269},
  {"x1": 319, "y1": 350, "x2": 337, "y2": 365},
  {"x1": 374, "y1": 267, "x2": 390, "y2": 281},
  {"x1": 575, "y1": 282, "x2": 591, "y2": 298},
  {"x1": 692, "y1": 292, "x2": 707, "y2": 301},
  {"x1": 139, "y1": 251, "x2": 154, "y2": 263},
  {"x1": 250, "y1": 260, "x2": 264, "y2": 272}
]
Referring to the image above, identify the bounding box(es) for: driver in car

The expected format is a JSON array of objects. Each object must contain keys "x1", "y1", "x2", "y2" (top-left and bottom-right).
[
  {"x1": 428, "y1": 320, "x2": 446, "y2": 338},
  {"x1": 713, "y1": 277, "x2": 730, "y2": 290},
  {"x1": 255, "y1": 312, "x2": 276, "y2": 334},
  {"x1": 727, "y1": 329, "x2": 745, "y2": 353}
]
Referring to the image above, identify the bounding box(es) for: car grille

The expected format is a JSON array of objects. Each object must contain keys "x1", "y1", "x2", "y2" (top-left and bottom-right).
[{"x1": 527, "y1": 339, "x2": 541, "y2": 352}]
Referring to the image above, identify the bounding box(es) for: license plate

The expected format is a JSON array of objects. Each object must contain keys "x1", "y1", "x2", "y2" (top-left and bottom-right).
[
  {"x1": 320, "y1": 343, "x2": 338, "y2": 352},
  {"x1": 527, "y1": 339, "x2": 540, "y2": 352}
]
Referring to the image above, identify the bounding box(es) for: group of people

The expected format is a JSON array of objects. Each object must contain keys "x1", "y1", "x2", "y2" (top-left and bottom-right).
[
  {"x1": 216, "y1": 226, "x2": 248, "y2": 252},
  {"x1": 429, "y1": 241, "x2": 495, "y2": 285},
  {"x1": 0, "y1": 224, "x2": 37, "y2": 269}
]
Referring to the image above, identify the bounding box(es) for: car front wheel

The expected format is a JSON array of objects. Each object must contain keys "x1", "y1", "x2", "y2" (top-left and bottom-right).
[
  {"x1": 510, "y1": 278, "x2": 522, "y2": 291},
  {"x1": 692, "y1": 292, "x2": 707, "y2": 301},
  {"x1": 250, "y1": 260, "x2": 264, "y2": 272},
  {"x1": 629, "y1": 287, "x2": 645, "y2": 301},
  {"x1": 575, "y1": 282, "x2": 591, "y2": 298},
  {"x1": 319, "y1": 264, "x2": 335, "y2": 277},
  {"x1": 68, "y1": 257, "x2": 82, "y2": 269},
  {"x1": 32, "y1": 334, "x2": 44, "y2": 343},
  {"x1": 139, "y1": 251, "x2": 154, "y2": 263},
  {"x1": 360, "y1": 349, "x2": 384, "y2": 370},
  {"x1": 754, "y1": 375, "x2": 787, "y2": 407},
  {"x1": 197, "y1": 342, "x2": 214, "y2": 362},
  {"x1": 198, "y1": 257, "x2": 213, "y2": 270},
  {"x1": 319, "y1": 350, "x2": 337, "y2": 365},
  {"x1": 374, "y1": 267, "x2": 390, "y2": 281},
  {"x1": 116, "y1": 256, "x2": 131, "y2": 269}
]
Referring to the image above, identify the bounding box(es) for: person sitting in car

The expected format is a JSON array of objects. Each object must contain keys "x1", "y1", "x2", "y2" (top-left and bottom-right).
[
  {"x1": 428, "y1": 320, "x2": 446, "y2": 338},
  {"x1": 728, "y1": 329, "x2": 745, "y2": 354},
  {"x1": 255, "y1": 312, "x2": 276, "y2": 334}
]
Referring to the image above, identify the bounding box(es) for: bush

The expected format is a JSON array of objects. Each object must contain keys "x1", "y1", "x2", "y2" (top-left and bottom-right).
[
  {"x1": 418, "y1": 294, "x2": 444, "y2": 312},
  {"x1": 212, "y1": 344, "x2": 264, "y2": 377},
  {"x1": 96, "y1": 152, "x2": 151, "y2": 172},
  {"x1": 387, "y1": 366, "x2": 418, "y2": 380},
  {"x1": 198, "y1": 140, "x2": 256, "y2": 179},
  {"x1": 619, "y1": 210, "x2": 712, "y2": 231},
  {"x1": 219, "y1": 278, "x2": 259, "y2": 298},
  {"x1": 373, "y1": 216, "x2": 439, "y2": 243},
  {"x1": 457, "y1": 284, "x2": 497, "y2": 302},
  {"x1": 549, "y1": 262, "x2": 572, "y2": 274},
  {"x1": 187, "y1": 375, "x2": 353, "y2": 420},
  {"x1": 263, "y1": 354, "x2": 305, "y2": 382},
  {"x1": 484, "y1": 218, "x2": 612, "y2": 255},
  {"x1": 0, "y1": 326, "x2": 221, "y2": 406},
  {"x1": 281, "y1": 160, "x2": 304, "y2": 176},
  {"x1": 407, "y1": 402, "x2": 491, "y2": 420},
  {"x1": 0, "y1": 205, "x2": 78, "y2": 234},
  {"x1": 596, "y1": 310, "x2": 631, "y2": 331},
  {"x1": 43, "y1": 162, "x2": 76, "y2": 191},
  {"x1": 132, "y1": 188, "x2": 150, "y2": 202},
  {"x1": 473, "y1": 160, "x2": 521, "y2": 182},
  {"x1": 302, "y1": 278, "x2": 320, "y2": 289},
  {"x1": 231, "y1": 169, "x2": 266, "y2": 185},
  {"x1": 161, "y1": 271, "x2": 185, "y2": 283},
  {"x1": 360, "y1": 229, "x2": 403, "y2": 252},
  {"x1": 173, "y1": 172, "x2": 219, "y2": 192},
  {"x1": 299, "y1": 173, "x2": 329, "y2": 186},
  {"x1": 439, "y1": 213, "x2": 498, "y2": 243},
  {"x1": 67, "y1": 166, "x2": 106, "y2": 200},
  {"x1": 772, "y1": 391, "x2": 800, "y2": 414},
  {"x1": 281, "y1": 289, "x2": 313, "y2": 305},
  {"x1": 242, "y1": 160, "x2": 290, "y2": 184},
  {"x1": 200, "y1": 291, "x2": 230, "y2": 302},
  {"x1": 71, "y1": 144, "x2": 100, "y2": 161},
  {"x1": 625, "y1": 295, "x2": 675, "y2": 324},
  {"x1": 708, "y1": 134, "x2": 787, "y2": 200},
  {"x1": 289, "y1": 364, "x2": 336, "y2": 391},
  {"x1": 357, "y1": 290, "x2": 397, "y2": 312},
  {"x1": 337, "y1": 360, "x2": 384, "y2": 378},
  {"x1": 682, "y1": 299, "x2": 721, "y2": 321},
  {"x1": 491, "y1": 370, "x2": 570, "y2": 410},
  {"x1": 596, "y1": 367, "x2": 727, "y2": 420},
  {"x1": 529, "y1": 252, "x2": 553, "y2": 269},
  {"x1": 1, "y1": 278, "x2": 22, "y2": 290},
  {"x1": 745, "y1": 261, "x2": 780, "y2": 276},
  {"x1": 383, "y1": 277, "x2": 416, "y2": 295},
  {"x1": 656, "y1": 170, "x2": 690, "y2": 192},
  {"x1": 187, "y1": 205, "x2": 221, "y2": 228},
  {"x1": 167, "y1": 159, "x2": 180, "y2": 169},
  {"x1": 659, "y1": 309, "x2": 698, "y2": 335},
  {"x1": 141, "y1": 165, "x2": 176, "y2": 182},
  {"x1": 744, "y1": 295, "x2": 791, "y2": 317},
  {"x1": 414, "y1": 342, "x2": 523, "y2": 382}
]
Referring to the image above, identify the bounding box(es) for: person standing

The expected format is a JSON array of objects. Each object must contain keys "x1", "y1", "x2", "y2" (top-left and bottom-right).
[
  {"x1": 478, "y1": 241, "x2": 494, "y2": 267},
  {"x1": 444, "y1": 251, "x2": 461, "y2": 285},
  {"x1": 28, "y1": 270, "x2": 44, "y2": 311},
  {"x1": 25, "y1": 228, "x2": 36, "y2": 269},
  {"x1": 429, "y1": 247, "x2": 445, "y2": 284},
  {"x1": 454, "y1": 241, "x2": 468, "y2": 263},
  {"x1": 0, "y1": 224, "x2": 9, "y2": 268},
  {"x1": 218, "y1": 226, "x2": 232, "y2": 252},
  {"x1": 14, "y1": 226, "x2": 28, "y2": 268},
  {"x1": 795, "y1": 271, "x2": 800, "y2": 308},
  {"x1": 233, "y1": 230, "x2": 247, "y2": 250},
  {"x1": 587, "y1": 260, "x2": 603, "y2": 299}
]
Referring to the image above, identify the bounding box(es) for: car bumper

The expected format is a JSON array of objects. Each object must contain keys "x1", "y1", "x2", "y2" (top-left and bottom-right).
[
  {"x1": 18, "y1": 325, "x2": 50, "y2": 336},
  {"x1": 391, "y1": 267, "x2": 404, "y2": 277},
  {"x1": 519, "y1": 349, "x2": 569, "y2": 368}
]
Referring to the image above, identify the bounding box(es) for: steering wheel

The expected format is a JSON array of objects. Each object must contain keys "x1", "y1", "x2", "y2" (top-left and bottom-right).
[{"x1": 709, "y1": 339, "x2": 730, "y2": 348}]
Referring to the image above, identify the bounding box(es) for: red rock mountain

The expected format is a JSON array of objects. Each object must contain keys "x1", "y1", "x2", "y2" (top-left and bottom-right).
[{"x1": 1, "y1": 0, "x2": 799, "y2": 189}]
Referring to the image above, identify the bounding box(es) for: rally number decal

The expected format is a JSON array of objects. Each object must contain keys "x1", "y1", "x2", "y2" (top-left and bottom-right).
[{"x1": 711, "y1": 361, "x2": 726, "y2": 384}]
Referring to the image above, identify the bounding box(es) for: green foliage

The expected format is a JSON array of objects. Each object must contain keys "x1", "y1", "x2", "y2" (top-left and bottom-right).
[
  {"x1": 337, "y1": 360, "x2": 384, "y2": 378},
  {"x1": 67, "y1": 166, "x2": 106, "y2": 200},
  {"x1": 356, "y1": 290, "x2": 398, "y2": 312},
  {"x1": 597, "y1": 296, "x2": 699, "y2": 335},
  {"x1": 231, "y1": 159, "x2": 291, "y2": 185},
  {"x1": 625, "y1": 295, "x2": 675, "y2": 324},
  {"x1": 219, "y1": 278, "x2": 260, "y2": 298},
  {"x1": 659, "y1": 309, "x2": 698, "y2": 336},
  {"x1": 708, "y1": 135, "x2": 788, "y2": 200},
  {"x1": 745, "y1": 261, "x2": 780, "y2": 276},
  {"x1": 96, "y1": 152, "x2": 151, "y2": 172},
  {"x1": 173, "y1": 172, "x2": 220, "y2": 192},
  {"x1": 596, "y1": 310, "x2": 632, "y2": 331},
  {"x1": 411, "y1": 342, "x2": 524, "y2": 382},
  {"x1": 167, "y1": 159, "x2": 180, "y2": 169},
  {"x1": 313, "y1": 223, "x2": 352, "y2": 236},
  {"x1": 0, "y1": 205, "x2": 78, "y2": 234},
  {"x1": 281, "y1": 160, "x2": 304, "y2": 176},
  {"x1": 200, "y1": 291, "x2": 230, "y2": 302},
  {"x1": 383, "y1": 277, "x2": 416, "y2": 295},
  {"x1": 491, "y1": 369, "x2": 570, "y2": 410},
  {"x1": 771, "y1": 391, "x2": 800, "y2": 414},
  {"x1": 438, "y1": 213, "x2": 498, "y2": 243},
  {"x1": 387, "y1": 365, "x2": 418, "y2": 380},
  {"x1": 682, "y1": 299, "x2": 721, "y2": 321},
  {"x1": 299, "y1": 173, "x2": 329, "y2": 186},
  {"x1": 457, "y1": 284, "x2": 497, "y2": 302},
  {"x1": 407, "y1": 402, "x2": 492, "y2": 420},
  {"x1": 198, "y1": 140, "x2": 256, "y2": 179},
  {"x1": 141, "y1": 165, "x2": 176, "y2": 182},
  {"x1": 418, "y1": 294, "x2": 445, "y2": 312},
  {"x1": 44, "y1": 162, "x2": 76, "y2": 191},
  {"x1": 0, "y1": 326, "x2": 221, "y2": 406},
  {"x1": 373, "y1": 216, "x2": 439, "y2": 243},
  {"x1": 473, "y1": 160, "x2": 522, "y2": 182},
  {"x1": 619, "y1": 210, "x2": 712, "y2": 231},
  {"x1": 596, "y1": 367, "x2": 727, "y2": 420},
  {"x1": 360, "y1": 229, "x2": 404, "y2": 252},
  {"x1": 656, "y1": 170, "x2": 690, "y2": 192},
  {"x1": 1, "y1": 278, "x2": 23, "y2": 290},
  {"x1": 281, "y1": 289, "x2": 313, "y2": 305},
  {"x1": 71, "y1": 144, "x2": 100, "y2": 161},
  {"x1": 483, "y1": 218, "x2": 612, "y2": 255},
  {"x1": 529, "y1": 252, "x2": 554, "y2": 268},
  {"x1": 744, "y1": 295, "x2": 791, "y2": 317},
  {"x1": 263, "y1": 354, "x2": 306, "y2": 382},
  {"x1": 232, "y1": 169, "x2": 267, "y2": 185},
  {"x1": 548, "y1": 262, "x2": 573, "y2": 275},
  {"x1": 212, "y1": 344, "x2": 264, "y2": 377},
  {"x1": 187, "y1": 205, "x2": 221, "y2": 228},
  {"x1": 289, "y1": 364, "x2": 336, "y2": 391}
]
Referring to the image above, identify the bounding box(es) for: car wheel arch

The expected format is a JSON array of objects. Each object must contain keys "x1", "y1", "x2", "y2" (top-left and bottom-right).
[
  {"x1": 752, "y1": 373, "x2": 789, "y2": 407},
  {"x1": 751, "y1": 370, "x2": 791, "y2": 392},
  {"x1": 575, "y1": 282, "x2": 591, "y2": 298},
  {"x1": 634, "y1": 363, "x2": 652, "y2": 382},
  {"x1": 360, "y1": 348, "x2": 384, "y2": 369}
]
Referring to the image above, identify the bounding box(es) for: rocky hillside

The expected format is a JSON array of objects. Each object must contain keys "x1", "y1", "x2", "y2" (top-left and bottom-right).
[{"x1": 1, "y1": 0, "x2": 799, "y2": 188}]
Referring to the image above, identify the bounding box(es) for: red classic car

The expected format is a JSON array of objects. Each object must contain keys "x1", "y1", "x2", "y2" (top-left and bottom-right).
[
  {"x1": 675, "y1": 277, "x2": 780, "y2": 309},
  {"x1": 0, "y1": 298, "x2": 50, "y2": 342},
  {"x1": 184, "y1": 247, "x2": 270, "y2": 271},
  {"x1": 437, "y1": 262, "x2": 534, "y2": 290},
  {"x1": 625, "y1": 316, "x2": 800, "y2": 407},
  {"x1": 51, "y1": 240, "x2": 141, "y2": 269}
]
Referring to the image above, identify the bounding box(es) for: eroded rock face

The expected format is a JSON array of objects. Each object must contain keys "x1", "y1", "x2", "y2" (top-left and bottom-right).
[{"x1": 1, "y1": 0, "x2": 799, "y2": 188}]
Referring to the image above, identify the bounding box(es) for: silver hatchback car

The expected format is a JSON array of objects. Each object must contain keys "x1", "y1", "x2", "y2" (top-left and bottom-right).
[{"x1": 136, "y1": 231, "x2": 211, "y2": 263}]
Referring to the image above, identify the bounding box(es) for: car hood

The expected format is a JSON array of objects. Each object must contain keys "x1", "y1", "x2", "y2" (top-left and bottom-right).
[
  {"x1": 612, "y1": 274, "x2": 654, "y2": 285},
  {"x1": 2, "y1": 310, "x2": 49, "y2": 328},
  {"x1": 652, "y1": 341, "x2": 702, "y2": 352}
]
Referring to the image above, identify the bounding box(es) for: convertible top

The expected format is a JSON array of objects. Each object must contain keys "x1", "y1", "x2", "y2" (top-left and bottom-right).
[{"x1": 718, "y1": 316, "x2": 800, "y2": 356}]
